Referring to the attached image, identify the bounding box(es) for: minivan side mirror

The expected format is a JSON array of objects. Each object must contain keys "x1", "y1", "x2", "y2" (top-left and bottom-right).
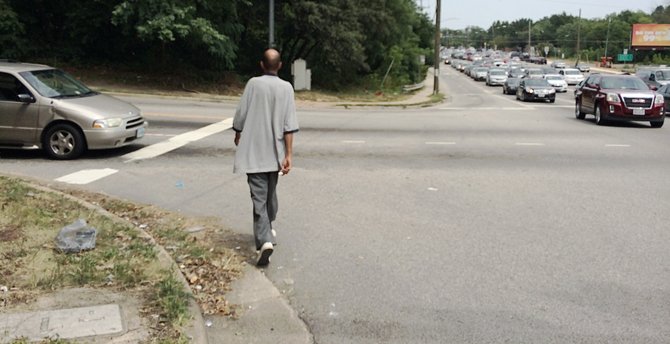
[
  {"x1": 17, "y1": 93, "x2": 35, "y2": 103},
  {"x1": 649, "y1": 74, "x2": 656, "y2": 81}
]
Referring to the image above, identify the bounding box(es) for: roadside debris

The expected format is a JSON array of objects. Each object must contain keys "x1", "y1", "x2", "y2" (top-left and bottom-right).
[{"x1": 55, "y1": 219, "x2": 97, "y2": 253}]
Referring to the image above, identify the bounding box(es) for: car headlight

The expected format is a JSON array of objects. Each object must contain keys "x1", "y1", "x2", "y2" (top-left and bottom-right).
[
  {"x1": 606, "y1": 93, "x2": 620, "y2": 103},
  {"x1": 93, "y1": 118, "x2": 123, "y2": 129},
  {"x1": 655, "y1": 95, "x2": 665, "y2": 104},
  {"x1": 526, "y1": 88, "x2": 534, "y2": 93}
]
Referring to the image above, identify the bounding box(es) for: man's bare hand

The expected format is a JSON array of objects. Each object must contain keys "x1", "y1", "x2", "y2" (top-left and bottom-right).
[
  {"x1": 234, "y1": 132, "x2": 241, "y2": 146},
  {"x1": 281, "y1": 156, "x2": 292, "y2": 175}
]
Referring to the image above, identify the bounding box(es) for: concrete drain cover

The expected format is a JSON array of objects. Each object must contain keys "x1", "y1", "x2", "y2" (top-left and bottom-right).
[{"x1": 0, "y1": 304, "x2": 123, "y2": 342}]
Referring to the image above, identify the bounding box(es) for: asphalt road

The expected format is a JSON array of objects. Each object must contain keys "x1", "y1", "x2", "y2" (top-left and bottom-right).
[{"x1": 2, "y1": 67, "x2": 669, "y2": 343}]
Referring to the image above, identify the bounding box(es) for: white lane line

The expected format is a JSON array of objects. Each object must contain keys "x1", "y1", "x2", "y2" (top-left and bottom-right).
[
  {"x1": 55, "y1": 168, "x2": 118, "y2": 185},
  {"x1": 342, "y1": 140, "x2": 366, "y2": 144},
  {"x1": 515, "y1": 142, "x2": 545, "y2": 146},
  {"x1": 123, "y1": 118, "x2": 233, "y2": 162},
  {"x1": 425, "y1": 141, "x2": 456, "y2": 145},
  {"x1": 439, "y1": 107, "x2": 533, "y2": 111},
  {"x1": 605, "y1": 144, "x2": 631, "y2": 147}
]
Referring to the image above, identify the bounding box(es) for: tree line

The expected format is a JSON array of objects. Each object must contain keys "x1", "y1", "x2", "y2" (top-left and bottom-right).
[
  {"x1": 0, "y1": 0, "x2": 434, "y2": 90},
  {"x1": 444, "y1": 5, "x2": 670, "y2": 64}
]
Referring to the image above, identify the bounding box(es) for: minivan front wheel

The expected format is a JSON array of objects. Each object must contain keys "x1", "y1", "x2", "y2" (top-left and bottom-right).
[{"x1": 43, "y1": 123, "x2": 86, "y2": 160}]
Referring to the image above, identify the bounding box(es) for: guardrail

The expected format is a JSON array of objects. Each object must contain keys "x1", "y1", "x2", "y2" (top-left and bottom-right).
[{"x1": 402, "y1": 82, "x2": 424, "y2": 92}]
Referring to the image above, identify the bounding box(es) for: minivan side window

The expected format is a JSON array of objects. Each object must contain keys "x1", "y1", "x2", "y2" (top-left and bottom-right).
[{"x1": 0, "y1": 73, "x2": 31, "y2": 102}]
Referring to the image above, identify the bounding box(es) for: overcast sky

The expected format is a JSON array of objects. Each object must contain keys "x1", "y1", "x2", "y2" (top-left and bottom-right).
[{"x1": 417, "y1": 0, "x2": 665, "y2": 30}]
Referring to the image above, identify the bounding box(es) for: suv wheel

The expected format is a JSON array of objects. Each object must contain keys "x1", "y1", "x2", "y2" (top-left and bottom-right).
[
  {"x1": 651, "y1": 119, "x2": 664, "y2": 128},
  {"x1": 594, "y1": 105, "x2": 607, "y2": 126},
  {"x1": 575, "y1": 101, "x2": 585, "y2": 119},
  {"x1": 43, "y1": 123, "x2": 86, "y2": 160}
]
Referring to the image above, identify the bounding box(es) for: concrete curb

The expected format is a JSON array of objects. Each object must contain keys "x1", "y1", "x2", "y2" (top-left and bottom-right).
[
  {"x1": 205, "y1": 266, "x2": 314, "y2": 344},
  {"x1": 93, "y1": 71, "x2": 444, "y2": 111}
]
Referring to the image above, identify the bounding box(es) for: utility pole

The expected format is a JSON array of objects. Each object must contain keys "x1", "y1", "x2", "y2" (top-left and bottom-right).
[
  {"x1": 269, "y1": 0, "x2": 275, "y2": 47},
  {"x1": 575, "y1": 8, "x2": 581, "y2": 66},
  {"x1": 433, "y1": 0, "x2": 441, "y2": 95},
  {"x1": 604, "y1": 17, "x2": 612, "y2": 60},
  {"x1": 528, "y1": 21, "x2": 531, "y2": 56}
]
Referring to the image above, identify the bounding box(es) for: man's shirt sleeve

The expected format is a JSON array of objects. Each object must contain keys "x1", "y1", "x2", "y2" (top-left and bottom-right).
[
  {"x1": 283, "y1": 86, "x2": 299, "y2": 134},
  {"x1": 233, "y1": 81, "x2": 254, "y2": 132}
]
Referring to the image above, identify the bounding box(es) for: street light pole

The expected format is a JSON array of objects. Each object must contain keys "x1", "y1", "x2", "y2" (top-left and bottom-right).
[
  {"x1": 269, "y1": 0, "x2": 275, "y2": 48},
  {"x1": 528, "y1": 20, "x2": 532, "y2": 56},
  {"x1": 433, "y1": 0, "x2": 441, "y2": 95},
  {"x1": 575, "y1": 8, "x2": 581, "y2": 66}
]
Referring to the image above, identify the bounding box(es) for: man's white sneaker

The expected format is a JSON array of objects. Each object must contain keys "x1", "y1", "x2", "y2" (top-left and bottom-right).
[{"x1": 257, "y1": 242, "x2": 273, "y2": 266}]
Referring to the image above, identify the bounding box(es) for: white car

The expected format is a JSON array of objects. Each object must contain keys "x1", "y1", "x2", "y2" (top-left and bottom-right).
[
  {"x1": 544, "y1": 74, "x2": 568, "y2": 93},
  {"x1": 551, "y1": 61, "x2": 567, "y2": 69},
  {"x1": 558, "y1": 68, "x2": 585, "y2": 85},
  {"x1": 486, "y1": 69, "x2": 508, "y2": 86}
]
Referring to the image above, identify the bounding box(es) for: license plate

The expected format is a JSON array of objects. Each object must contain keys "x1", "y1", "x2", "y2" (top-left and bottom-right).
[
  {"x1": 537, "y1": 94, "x2": 544, "y2": 98},
  {"x1": 136, "y1": 127, "x2": 145, "y2": 138},
  {"x1": 633, "y1": 108, "x2": 645, "y2": 115}
]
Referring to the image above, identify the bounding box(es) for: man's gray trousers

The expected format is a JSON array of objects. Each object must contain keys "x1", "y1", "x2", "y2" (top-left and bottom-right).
[{"x1": 247, "y1": 172, "x2": 278, "y2": 250}]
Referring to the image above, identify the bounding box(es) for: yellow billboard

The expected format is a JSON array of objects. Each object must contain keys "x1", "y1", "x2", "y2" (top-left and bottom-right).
[{"x1": 632, "y1": 24, "x2": 670, "y2": 48}]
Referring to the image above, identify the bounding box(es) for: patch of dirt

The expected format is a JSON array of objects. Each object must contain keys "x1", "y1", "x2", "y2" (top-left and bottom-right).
[{"x1": 0, "y1": 225, "x2": 23, "y2": 242}]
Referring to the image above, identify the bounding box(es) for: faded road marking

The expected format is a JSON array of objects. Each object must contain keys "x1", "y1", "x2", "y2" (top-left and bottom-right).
[{"x1": 55, "y1": 168, "x2": 118, "y2": 185}]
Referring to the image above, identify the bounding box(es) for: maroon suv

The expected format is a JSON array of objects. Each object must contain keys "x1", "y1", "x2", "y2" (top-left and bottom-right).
[{"x1": 575, "y1": 74, "x2": 665, "y2": 128}]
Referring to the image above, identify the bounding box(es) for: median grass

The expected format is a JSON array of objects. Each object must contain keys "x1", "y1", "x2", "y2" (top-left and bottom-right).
[{"x1": 0, "y1": 176, "x2": 246, "y2": 343}]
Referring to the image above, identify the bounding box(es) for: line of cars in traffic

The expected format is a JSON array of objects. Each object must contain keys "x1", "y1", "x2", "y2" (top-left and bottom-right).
[
  {"x1": 449, "y1": 56, "x2": 666, "y2": 128},
  {"x1": 450, "y1": 57, "x2": 584, "y2": 104}
]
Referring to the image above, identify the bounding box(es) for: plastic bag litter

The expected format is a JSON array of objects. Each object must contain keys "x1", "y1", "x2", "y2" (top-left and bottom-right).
[{"x1": 55, "y1": 219, "x2": 97, "y2": 253}]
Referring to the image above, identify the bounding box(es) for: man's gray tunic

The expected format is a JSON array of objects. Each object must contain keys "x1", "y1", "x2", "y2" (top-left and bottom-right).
[{"x1": 233, "y1": 75, "x2": 299, "y2": 173}]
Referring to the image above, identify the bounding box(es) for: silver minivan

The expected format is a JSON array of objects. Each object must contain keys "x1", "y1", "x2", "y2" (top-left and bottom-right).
[{"x1": 0, "y1": 62, "x2": 147, "y2": 159}]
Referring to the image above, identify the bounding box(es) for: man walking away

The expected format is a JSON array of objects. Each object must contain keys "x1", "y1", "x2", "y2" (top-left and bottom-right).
[{"x1": 232, "y1": 49, "x2": 299, "y2": 266}]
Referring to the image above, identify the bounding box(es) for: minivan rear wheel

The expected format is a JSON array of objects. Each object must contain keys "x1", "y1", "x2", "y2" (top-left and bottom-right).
[{"x1": 43, "y1": 123, "x2": 86, "y2": 160}]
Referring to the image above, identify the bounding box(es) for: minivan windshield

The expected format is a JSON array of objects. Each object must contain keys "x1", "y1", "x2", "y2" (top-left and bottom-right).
[{"x1": 19, "y1": 69, "x2": 96, "y2": 99}]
